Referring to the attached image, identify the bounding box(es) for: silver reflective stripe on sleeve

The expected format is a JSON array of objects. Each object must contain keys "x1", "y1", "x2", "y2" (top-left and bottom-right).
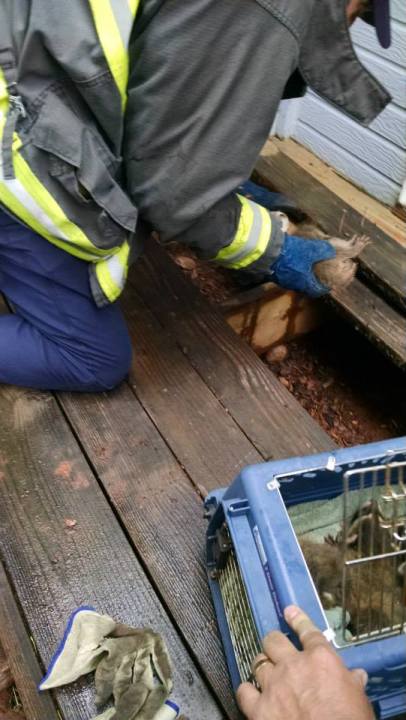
[{"x1": 214, "y1": 195, "x2": 272, "y2": 269}]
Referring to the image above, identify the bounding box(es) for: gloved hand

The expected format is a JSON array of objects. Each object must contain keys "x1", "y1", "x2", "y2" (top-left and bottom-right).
[
  {"x1": 270, "y1": 234, "x2": 336, "y2": 298},
  {"x1": 237, "y1": 180, "x2": 307, "y2": 223},
  {"x1": 237, "y1": 180, "x2": 336, "y2": 296}
]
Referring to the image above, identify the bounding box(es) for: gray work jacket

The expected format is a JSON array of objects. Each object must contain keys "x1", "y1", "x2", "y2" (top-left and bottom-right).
[{"x1": 0, "y1": 0, "x2": 390, "y2": 304}]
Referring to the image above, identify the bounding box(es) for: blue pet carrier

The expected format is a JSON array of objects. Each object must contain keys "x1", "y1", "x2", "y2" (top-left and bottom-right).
[{"x1": 205, "y1": 438, "x2": 406, "y2": 719}]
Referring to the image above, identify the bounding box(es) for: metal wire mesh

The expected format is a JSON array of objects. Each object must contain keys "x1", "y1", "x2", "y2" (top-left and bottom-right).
[
  {"x1": 342, "y1": 461, "x2": 406, "y2": 644},
  {"x1": 219, "y1": 550, "x2": 262, "y2": 683}
]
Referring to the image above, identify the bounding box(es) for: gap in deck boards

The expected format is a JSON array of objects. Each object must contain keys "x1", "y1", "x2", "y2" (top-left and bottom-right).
[
  {"x1": 169, "y1": 245, "x2": 406, "y2": 448},
  {"x1": 265, "y1": 314, "x2": 406, "y2": 447}
]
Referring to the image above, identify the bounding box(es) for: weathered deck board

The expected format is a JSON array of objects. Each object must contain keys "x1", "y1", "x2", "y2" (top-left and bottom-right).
[
  {"x1": 0, "y1": 231, "x2": 341, "y2": 720},
  {"x1": 0, "y1": 562, "x2": 60, "y2": 720},
  {"x1": 122, "y1": 284, "x2": 262, "y2": 490},
  {"x1": 0, "y1": 385, "x2": 223, "y2": 720},
  {"x1": 58, "y1": 384, "x2": 239, "y2": 718},
  {"x1": 131, "y1": 239, "x2": 335, "y2": 460},
  {"x1": 56, "y1": 251, "x2": 336, "y2": 718},
  {"x1": 331, "y1": 279, "x2": 406, "y2": 369},
  {"x1": 256, "y1": 139, "x2": 406, "y2": 312}
]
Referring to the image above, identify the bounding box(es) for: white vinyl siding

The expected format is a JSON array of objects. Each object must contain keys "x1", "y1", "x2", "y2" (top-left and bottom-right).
[{"x1": 291, "y1": 3, "x2": 406, "y2": 205}]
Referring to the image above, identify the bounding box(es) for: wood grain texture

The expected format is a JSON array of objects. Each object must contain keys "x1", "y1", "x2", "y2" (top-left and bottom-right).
[
  {"x1": 0, "y1": 385, "x2": 223, "y2": 720},
  {"x1": 122, "y1": 283, "x2": 262, "y2": 488},
  {"x1": 256, "y1": 139, "x2": 406, "y2": 311},
  {"x1": 130, "y1": 239, "x2": 335, "y2": 460},
  {"x1": 224, "y1": 287, "x2": 323, "y2": 354},
  {"x1": 0, "y1": 562, "x2": 59, "y2": 720},
  {"x1": 259, "y1": 138, "x2": 406, "y2": 246},
  {"x1": 0, "y1": 656, "x2": 12, "y2": 694},
  {"x1": 330, "y1": 279, "x2": 406, "y2": 369},
  {"x1": 58, "y1": 384, "x2": 238, "y2": 719}
]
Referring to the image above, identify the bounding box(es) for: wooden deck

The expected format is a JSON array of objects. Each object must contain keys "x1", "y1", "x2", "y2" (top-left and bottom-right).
[{"x1": 0, "y1": 238, "x2": 335, "y2": 720}]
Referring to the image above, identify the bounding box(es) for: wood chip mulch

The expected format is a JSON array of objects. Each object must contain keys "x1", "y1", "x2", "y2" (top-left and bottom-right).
[{"x1": 265, "y1": 319, "x2": 406, "y2": 447}]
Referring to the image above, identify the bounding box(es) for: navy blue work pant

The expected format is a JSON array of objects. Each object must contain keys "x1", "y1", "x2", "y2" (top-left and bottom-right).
[{"x1": 0, "y1": 210, "x2": 132, "y2": 391}]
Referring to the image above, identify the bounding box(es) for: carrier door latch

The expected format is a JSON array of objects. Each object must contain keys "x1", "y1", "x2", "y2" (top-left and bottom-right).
[{"x1": 213, "y1": 523, "x2": 232, "y2": 571}]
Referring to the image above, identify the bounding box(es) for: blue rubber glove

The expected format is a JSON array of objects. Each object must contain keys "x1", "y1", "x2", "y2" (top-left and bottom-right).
[
  {"x1": 237, "y1": 179, "x2": 306, "y2": 222},
  {"x1": 270, "y1": 234, "x2": 336, "y2": 297},
  {"x1": 237, "y1": 180, "x2": 335, "y2": 297}
]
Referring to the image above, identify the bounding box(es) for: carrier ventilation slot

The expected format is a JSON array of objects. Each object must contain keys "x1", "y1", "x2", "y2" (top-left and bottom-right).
[{"x1": 219, "y1": 550, "x2": 261, "y2": 683}]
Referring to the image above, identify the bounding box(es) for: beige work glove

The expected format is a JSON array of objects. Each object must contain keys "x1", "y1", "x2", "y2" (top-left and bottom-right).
[
  {"x1": 94, "y1": 625, "x2": 173, "y2": 720},
  {"x1": 39, "y1": 609, "x2": 173, "y2": 720}
]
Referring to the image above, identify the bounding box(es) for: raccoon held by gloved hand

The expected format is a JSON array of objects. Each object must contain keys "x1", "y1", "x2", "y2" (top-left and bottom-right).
[
  {"x1": 274, "y1": 211, "x2": 370, "y2": 293},
  {"x1": 313, "y1": 234, "x2": 370, "y2": 292}
]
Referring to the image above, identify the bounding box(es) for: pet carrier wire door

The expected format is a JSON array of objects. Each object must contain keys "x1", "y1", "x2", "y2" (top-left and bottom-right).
[
  {"x1": 341, "y1": 463, "x2": 406, "y2": 644},
  {"x1": 205, "y1": 438, "x2": 406, "y2": 719}
]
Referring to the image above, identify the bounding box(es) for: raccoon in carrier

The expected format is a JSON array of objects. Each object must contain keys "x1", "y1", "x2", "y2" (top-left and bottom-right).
[
  {"x1": 205, "y1": 438, "x2": 406, "y2": 719},
  {"x1": 301, "y1": 494, "x2": 406, "y2": 642}
]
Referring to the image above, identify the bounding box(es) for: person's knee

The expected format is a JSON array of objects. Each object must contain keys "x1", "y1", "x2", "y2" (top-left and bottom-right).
[
  {"x1": 73, "y1": 302, "x2": 133, "y2": 392},
  {"x1": 60, "y1": 331, "x2": 133, "y2": 393},
  {"x1": 94, "y1": 336, "x2": 133, "y2": 391}
]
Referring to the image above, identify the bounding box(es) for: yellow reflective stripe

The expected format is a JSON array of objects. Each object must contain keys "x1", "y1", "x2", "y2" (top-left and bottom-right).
[
  {"x1": 0, "y1": 127, "x2": 113, "y2": 261},
  {"x1": 1, "y1": 60, "x2": 131, "y2": 303},
  {"x1": 0, "y1": 68, "x2": 8, "y2": 113},
  {"x1": 215, "y1": 195, "x2": 272, "y2": 269},
  {"x1": 1, "y1": 59, "x2": 131, "y2": 302},
  {"x1": 94, "y1": 240, "x2": 130, "y2": 302},
  {"x1": 95, "y1": 261, "x2": 122, "y2": 303},
  {"x1": 88, "y1": 0, "x2": 129, "y2": 109},
  {"x1": 0, "y1": 68, "x2": 9, "y2": 147},
  {"x1": 215, "y1": 195, "x2": 254, "y2": 263},
  {"x1": 0, "y1": 177, "x2": 104, "y2": 261},
  {"x1": 236, "y1": 203, "x2": 272, "y2": 269},
  {"x1": 128, "y1": 0, "x2": 140, "y2": 16},
  {"x1": 12, "y1": 149, "x2": 111, "y2": 259},
  {"x1": 1, "y1": 65, "x2": 112, "y2": 260}
]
